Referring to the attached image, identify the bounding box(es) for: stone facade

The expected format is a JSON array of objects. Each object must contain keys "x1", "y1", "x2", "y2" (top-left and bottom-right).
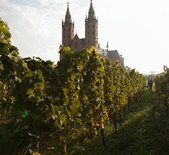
[
  {"x1": 61, "y1": 0, "x2": 124, "y2": 68},
  {"x1": 99, "y1": 48, "x2": 124, "y2": 68}
]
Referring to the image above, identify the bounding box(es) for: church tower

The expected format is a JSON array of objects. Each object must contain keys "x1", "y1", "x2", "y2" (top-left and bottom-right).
[
  {"x1": 62, "y1": 2, "x2": 74, "y2": 46},
  {"x1": 85, "y1": 0, "x2": 98, "y2": 49}
]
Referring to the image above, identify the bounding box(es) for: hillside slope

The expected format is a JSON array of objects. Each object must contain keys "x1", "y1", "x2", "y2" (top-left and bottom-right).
[{"x1": 84, "y1": 91, "x2": 169, "y2": 155}]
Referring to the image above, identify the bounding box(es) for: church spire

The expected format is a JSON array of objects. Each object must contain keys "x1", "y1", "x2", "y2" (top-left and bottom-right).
[
  {"x1": 106, "y1": 42, "x2": 109, "y2": 51},
  {"x1": 88, "y1": 0, "x2": 95, "y2": 19},
  {"x1": 65, "y1": 1, "x2": 72, "y2": 23},
  {"x1": 62, "y1": 1, "x2": 74, "y2": 48}
]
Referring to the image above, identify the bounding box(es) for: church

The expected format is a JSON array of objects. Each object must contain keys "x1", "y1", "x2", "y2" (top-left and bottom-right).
[{"x1": 61, "y1": 0, "x2": 124, "y2": 68}]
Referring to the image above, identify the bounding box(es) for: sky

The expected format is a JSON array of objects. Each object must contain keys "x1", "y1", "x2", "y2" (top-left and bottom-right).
[{"x1": 1, "y1": 0, "x2": 169, "y2": 75}]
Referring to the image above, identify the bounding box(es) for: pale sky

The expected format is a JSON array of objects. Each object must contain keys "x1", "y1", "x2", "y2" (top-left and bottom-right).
[{"x1": 1, "y1": 0, "x2": 169, "y2": 74}]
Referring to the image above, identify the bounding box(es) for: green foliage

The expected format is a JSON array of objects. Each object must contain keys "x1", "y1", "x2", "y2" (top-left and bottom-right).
[
  {"x1": 155, "y1": 66, "x2": 169, "y2": 116},
  {"x1": 0, "y1": 17, "x2": 145, "y2": 154},
  {"x1": 84, "y1": 91, "x2": 169, "y2": 155}
]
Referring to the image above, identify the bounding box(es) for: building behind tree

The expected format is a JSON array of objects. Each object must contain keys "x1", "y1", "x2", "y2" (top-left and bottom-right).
[{"x1": 61, "y1": 1, "x2": 124, "y2": 68}]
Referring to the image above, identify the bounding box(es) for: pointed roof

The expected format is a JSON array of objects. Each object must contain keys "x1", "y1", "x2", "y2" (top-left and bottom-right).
[
  {"x1": 106, "y1": 42, "x2": 109, "y2": 51},
  {"x1": 65, "y1": 2, "x2": 72, "y2": 23},
  {"x1": 108, "y1": 50, "x2": 120, "y2": 58},
  {"x1": 74, "y1": 34, "x2": 79, "y2": 39},
  {"x1": 88, "y1": 0, "x2": 95, "y2": 19}
]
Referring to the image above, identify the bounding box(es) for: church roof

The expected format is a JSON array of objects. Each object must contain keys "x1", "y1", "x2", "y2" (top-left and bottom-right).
[
  {"x1": 80, "y1": 38, "x2": 86, "y2": 45},
  {"x1": 74, "y1": 34, "x2": 79, "y2": 39},
  {"x1": 107, "y1": 50, "x2": 121, "y2": 58},
  {"x1": 71, "y1": 34, "x2": 82, "y2": 44}
]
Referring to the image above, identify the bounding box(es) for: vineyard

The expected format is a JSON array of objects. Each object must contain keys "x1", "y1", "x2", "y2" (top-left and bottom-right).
[
  {"x1": 0, "y1": 17, "x2": 169, "y2": 155},
  {"x1": 155, "y1": 66, "x2": 169, "y2": 117}
]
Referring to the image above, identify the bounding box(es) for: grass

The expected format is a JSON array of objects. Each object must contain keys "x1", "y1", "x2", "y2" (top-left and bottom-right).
[{"x1": 83, "y1": 91, "x2": 169, "y2": 155}]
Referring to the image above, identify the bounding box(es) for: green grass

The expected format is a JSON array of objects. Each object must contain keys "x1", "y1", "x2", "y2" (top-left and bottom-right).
[{"x1": 83, "y1": 91, "x2": 169, "y2": 155}]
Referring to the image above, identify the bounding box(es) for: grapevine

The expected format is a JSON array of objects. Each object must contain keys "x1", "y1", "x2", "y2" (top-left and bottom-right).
[{"x1": 0, "y1": 17, "x2": 145, "y2": 154}]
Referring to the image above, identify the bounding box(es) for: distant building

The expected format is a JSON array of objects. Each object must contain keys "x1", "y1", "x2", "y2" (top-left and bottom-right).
[{"x1": 61, "y1": 0, "x2": 124, "y2": 68}]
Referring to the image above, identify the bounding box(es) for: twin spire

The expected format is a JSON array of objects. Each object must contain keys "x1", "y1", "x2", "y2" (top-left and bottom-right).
[{"x1": 65, "y1": 0, "x2": 95, "y2": 23}]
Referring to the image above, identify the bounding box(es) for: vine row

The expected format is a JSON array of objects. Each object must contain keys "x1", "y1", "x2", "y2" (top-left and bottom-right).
[{"x1": 0, "y1": 17, "x2": 145, "y2": 154}]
